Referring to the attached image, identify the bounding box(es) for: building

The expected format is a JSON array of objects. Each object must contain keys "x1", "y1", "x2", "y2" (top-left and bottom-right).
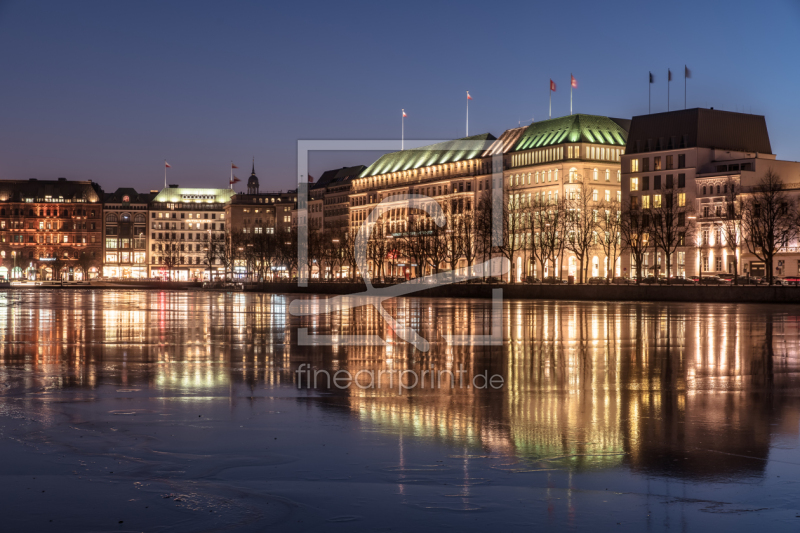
[
  {"x1": 0, "y1": 178, "x2": 103, "y2": 280},
  {"x1": 102, "y1": 188, "x2": 155, "y2": 278},
  {"x1": 502, "y1": 114, "x2": 630, "y2": 280},
  {"x1": 620, "y1": 108, "x2": 800, "y2": 279},
  {"x1": 148, "y1": 185, "x2": 235, "y2": 280},
  {"x1": 349, "y1": 133, "x2": 496, "y2": 279}
]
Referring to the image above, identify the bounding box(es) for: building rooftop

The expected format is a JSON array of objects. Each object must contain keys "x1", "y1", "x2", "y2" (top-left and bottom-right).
[
  {"x1": 360, "y1": 133, "x2": 496, "y2": 178},
  {"x1": 312, "y1": 165, "x2": 366, "y2": 190},
  {"x1": 625, "y1": 108, "x2": 772, "y2": 154},
  {"x1": 104, "y1": 188, "x2": 155, "y2": 204},
  {"x1": 512, "y1": 114, "x2": 630, "y2": 152},
  {"x1": 151, "y1": 186, "x2": 236, "y2": 204},
  {"x1": 0, "y1": 178, "x2": 103, "y2": 203}
]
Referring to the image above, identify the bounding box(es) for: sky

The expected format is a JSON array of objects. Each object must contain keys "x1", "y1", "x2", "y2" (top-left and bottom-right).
[{"x1": 1, "y1": 0, "x2": 799, "y2": 193}]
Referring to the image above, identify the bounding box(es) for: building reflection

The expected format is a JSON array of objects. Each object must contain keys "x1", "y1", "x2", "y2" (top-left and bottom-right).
[{"x1": 0, "y1": 291, "x2": 798, "y2": 482}]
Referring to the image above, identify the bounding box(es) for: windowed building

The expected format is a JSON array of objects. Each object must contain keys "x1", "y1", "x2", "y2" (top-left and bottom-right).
[
  {"x1": 0, "y1": 178, "x2": 103, "y2": 280},
  {"x1": 621, "y1": 108, "x2": 800, "y2": 279},
  {"x1": 103, "y1": 188, "x2": 155, "y2": 279},
  {"x1": 148, "y1": 185, "x2": 234, "y2": 280}
]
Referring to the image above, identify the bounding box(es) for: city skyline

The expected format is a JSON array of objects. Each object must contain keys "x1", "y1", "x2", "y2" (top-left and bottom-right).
[{"x1": 1, "y1": 0, "x2": 799, "y2": 191}]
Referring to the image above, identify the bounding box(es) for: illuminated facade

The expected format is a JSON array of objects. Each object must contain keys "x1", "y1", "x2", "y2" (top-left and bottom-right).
[
  {"x1": 621, "y1": 108, "x2": 800, "y2": 278},
  {"x1": 147, "y1": 185, "x2": 235, "y2": 280},
  {"x1": 0, "y1": 178, "x2": 103, "y2": 280},
  {"x1": 503, "y1": 114, "x2": 630, "y2": 280},
  {"x1": 102, "y1": 188, "x2": 155, "y2": 279}
]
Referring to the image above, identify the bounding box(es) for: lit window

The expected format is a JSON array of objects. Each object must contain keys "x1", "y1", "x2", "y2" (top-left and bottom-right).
[
  {"x1": 630, "y1": 177, "x2": 639, "y2": 191},
  {"x1": 678, "y1": 193, "x2": 686, "y2": 207},
  {"x1": 631, "y1": 159, "x2": 639, "y2": 172},
  {"x1": 593, "y1": 168, "x2": 598, "y2": 181},
  {"x1": 605, "y1": 190, "x2": 610, "y2": 201},
  {"x1": 653, "y1": 194, "x2": 662, "y2": 208},
  {"x1": 642, "y1": 195, "x2": 650, "y2": 209}
]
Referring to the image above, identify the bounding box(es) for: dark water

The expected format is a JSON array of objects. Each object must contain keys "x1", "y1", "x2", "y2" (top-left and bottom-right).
[{"x1": 1, "y1": 289, "x2": 799, "y2": 532}]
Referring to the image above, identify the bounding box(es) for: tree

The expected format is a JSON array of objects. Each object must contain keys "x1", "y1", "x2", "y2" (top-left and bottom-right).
[
  {"x1": 497, "y1": 185, "x2": 527, "y2": 282},
  {"x1": 620, "y1": 199, "x2": 649, "y2": 283},
  {"x1": 156, "y1": 230, "x2": 182, "y2": 280},
  {"x1": 537, "y1": 196, "x2": 568, "y2": 280},
  {"x1": 76, "y1": 251, "x2": 99, "y2": 280},
  {"x1": 367, "y1": 218, "x2": 390, "y2": 280},
  {"x1": 564, "y1": 178, "x2": 600, "y2": 283},
  {"x1": 718, "y1": 176, "x2": 743, "y2": 284},
  {"x1": 648, "y1": 178, "x2": 694, "y2": 280},
  {"x1": 597, "y1": 198, "x2": 625, "y2": 282},
  {"x1": 475, "y1": 191, "x2": 495, "y2": 280},
  {"x1": 740, "y1": 169, "x2": 798, "y2": 284}
]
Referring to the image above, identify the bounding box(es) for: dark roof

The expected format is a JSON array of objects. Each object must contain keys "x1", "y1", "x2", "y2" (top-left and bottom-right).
[
  {"x1": 360, "y1": 133, "x2": 497, "y2": 178},
  {"x1": 512, "y1": 114, "x2": 630, "y2": 151},
  {"x1": 0, "y1": 179, "x2": 103, "y2": 203},
  {"x1": 312, "y1": 165, "x2": 366, "y2": 190},
  {"x1": 104, "y1": 187, "x2": 152, "y2": 204},
  {"x1": 625, "y1": 108, "x2": 772, "y2": 154},
  {"x1": 484, "y1": 127, "x2": 526, "y2": 156}
]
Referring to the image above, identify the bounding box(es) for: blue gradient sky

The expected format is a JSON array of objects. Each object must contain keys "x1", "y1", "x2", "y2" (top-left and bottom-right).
[{"x1": 1, "y1": 0, "x2": 798, "y2": 192}]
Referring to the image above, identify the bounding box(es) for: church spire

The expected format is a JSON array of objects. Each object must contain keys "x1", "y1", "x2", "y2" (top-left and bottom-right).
[{"x1": 251, "y1": 157, "x2": 255, "y2": 176}]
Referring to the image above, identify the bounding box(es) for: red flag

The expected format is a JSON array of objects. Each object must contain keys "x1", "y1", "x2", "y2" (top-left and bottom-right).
[
  {"x1": 164, "y1": 161, "x2": 171, "y2": 168},
  {"x1": 402, "y1": 110, "x2": 407, "y2": 117},
  {"x1": 571, "y1": 74, "x2": 577, "y2": 89},
  {"x1": 230, "y1": 176, "x2": 241, "y2": 184},
  {"x1": 466, "y1": 91, "x2": 472, "y2": 100},
  {"x1": 231, "y1": 163, "x2": 238, "y2": 169},
  {"x1": 550, "y1": 79, "x2": 556, "y2": 92},
  {"x1": 308, "y1": 175, "x2": 314, "y2": 183}
]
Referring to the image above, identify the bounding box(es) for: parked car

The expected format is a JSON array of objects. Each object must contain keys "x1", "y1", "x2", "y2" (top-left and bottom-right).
[
  {"x1": 612, "y1": 277, "x2": 635, "y2": 285},
  {"x1": 668, "y1": 276, "x2": 695, "y2": 285},
  {"x1": 542, "y1": 276, "x2": 566, "y2": 284},
  {"x1": 781, "y1": 276, "x2": 800, "y2": 286},
  {"x1": 587, "y1": 277, "x2": 607, "y2": 285},
  {"x1": 524, "y1": 276, "x2": 541, "y2": 284},
  {"x1": 697, "y1": 275, "x2": 731, "y2": 285},
  {"x1": 640, "y1": 276, "x2": 666, "y2": 285}
]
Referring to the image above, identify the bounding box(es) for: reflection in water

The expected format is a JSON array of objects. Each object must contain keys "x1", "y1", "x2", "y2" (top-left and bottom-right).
[{"x1": 0, "y1": 289, "x2": 799, "y2": 483}]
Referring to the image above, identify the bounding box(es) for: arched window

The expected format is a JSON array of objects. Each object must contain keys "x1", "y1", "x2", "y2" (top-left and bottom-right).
[
  {"x1": 106, "y1": 213, "x2": 118, "y2": 222},
  {"x1": 121, "y1": 212, "x2": 131, "y2": 222},
  {"x1": 134, "y1": 213, "x2": 146, "y2": 223},
  {"x1": 569, "y1": 168, "x2": 578, "y2": 183}
]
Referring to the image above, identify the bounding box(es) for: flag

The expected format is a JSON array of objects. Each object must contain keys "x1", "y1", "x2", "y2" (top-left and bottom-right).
[
  {"x1": 550, "y1": 79, "x2": 556, "y2": 92},
  {"x1": 230, "y1": 176, "x2": 241, "y2": 184},
  {"x1": 308, "y1": 175, "x2": 314, "y2": 183},
  {"x1": 649, "y1": 72, "x2": 654, "y2": 83},
  {"x1": 467, "y1": 91, "x2": 472, "y2": 100},
  {"x1": 231, "y1": 163, "x2": 238, "y2": 169},
  {"x1": 402, "y1": 110, "x2": 407, "y2": 117},
  {"x1": 165, "y1": 161, "x2": 171, "y2": 168},
  {"x1": 668, "y1": 69, "x2": 672, "y2": 81},
  {"x1": 685, "y1": 65, "x2": 691, "y2": 79},
  {"x1": 571, "y1": 74, "x2": 577, "y2": 88}
]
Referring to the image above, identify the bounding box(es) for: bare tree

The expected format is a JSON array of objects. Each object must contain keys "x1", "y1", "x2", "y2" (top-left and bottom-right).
[
  {"x1": 620, "y1": 199, "x2": 650, "y2": 283},
  {"x1": 597, "y1": 198, "x2": 625, "y2": 282},
  {"x1": 740, "y1": 169, "x2": 798, "y2": 284},
  {"x1": 648, "y1": 177, "x2": 694, "y2": 280},
  {"x1": 564, "y1": 178, "x2": 600, "y2": 283},
  {"x1": 157, "y1": 230, "x2": 182, "y2": 280},
  {"x1": 718, "y1": 176, "x2": 743, "y2": 284},
  {"x1": 497, "y1": 185, "x2": 527, "y2": 282}
]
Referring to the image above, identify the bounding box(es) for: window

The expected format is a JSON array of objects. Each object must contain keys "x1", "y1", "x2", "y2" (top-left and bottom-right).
[
  {"x1": 616, "y1": 191, "x2": 621, "y2": 202},
  {"x1": 642, "y1": 176, "x2": 650, "y2": 191},
  {"x1": 654, "y1": 156, "x2": 662, "y2": 170},
  {"x1": 605, "y1": 169, "x2": 610, "y2": 182},
  {"x1": 665, "y1": 175, "x2": 673, "y2": 189},
  {"x1": 642, "y1": 158, "x2": 650, "y2": 172},
  {"x1": 630, "y1": 177, "x2": 639, "y2": 191},
  {"x1": 630, "y1": 196, "x2": 639, "y2": 209},
  {"x1": 653, "y1": 194, "x2": 662, "y2": 208},
  {"x1": 678, "y1": 154, "x2": 686, "y2": 168},
  {"x1": 631, "y1": 159, "x2": 639, "y2": 172},
  {"x1": 666, "y1": 155, "x2": 674, "y2": 170},
  {"x1": 605, "y1": 190, "x2": 611, "y2": 202},
  {"x1": 592, "y1": 190, "x2": 598, "y2": 201},
  {"x1": 593, "y1": 168, "x2": 598, "y2": 181},
  {"x1": 617, "y1": 170, "x2": 621, "y2": 183},
  {"x1": 641, "y1": 195, "x2": 650, "y2": 209}
]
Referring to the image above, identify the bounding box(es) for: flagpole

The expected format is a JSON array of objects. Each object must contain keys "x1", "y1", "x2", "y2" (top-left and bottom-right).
[
  {"x1": 164, "y1": 160, "x2": 167, "y2": 189},
  {"x1": 230, "y1": 162, "x2": 233, "y2": 190},
  {"x1": 667, "y1": 69, "x2": 670, "y2": 112},
  {"x1": 649, "y1": 73, "x2": 651, "y2": 114},
  {"x1": 466, "y1": 92, "x2": 469, "y2": 137},
  {"x1": 401, "y1": 109, "x2": 404, "y2": 150},
  {"x1": 549, "y1": 88, "x2": 551, "y2": 119},
  {"x1": 684, "y1": 65, "x2": 687, "y2": 109},
  {"x1": 570, "y1": 74, "x2": 572, "y2": 115}
]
